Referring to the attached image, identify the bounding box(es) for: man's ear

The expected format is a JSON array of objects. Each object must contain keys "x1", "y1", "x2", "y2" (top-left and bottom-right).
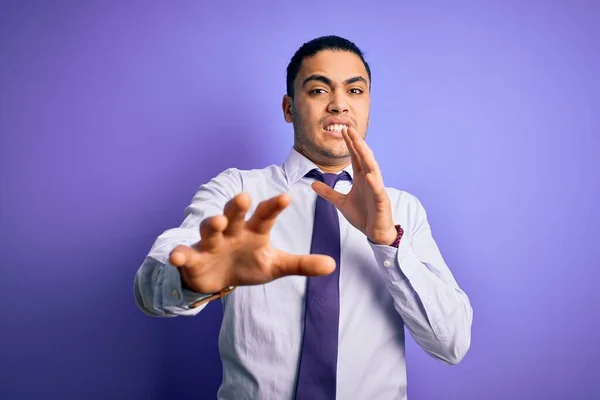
[{"x1": 282, "y1": 95, "x2": 293, "y2": 123}]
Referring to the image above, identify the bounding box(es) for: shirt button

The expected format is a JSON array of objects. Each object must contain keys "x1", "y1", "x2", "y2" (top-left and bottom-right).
[
  {"x1": 172, "y1": 290, "x2": 181, "y2": 299},
  {"x1": 383, "y1": 260, "x2": 391, "y2": 268}
]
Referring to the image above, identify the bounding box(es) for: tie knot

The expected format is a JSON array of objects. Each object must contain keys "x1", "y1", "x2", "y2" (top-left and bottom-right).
[{"x1": 305, "y1": 169, "x2": 352, "y2": 188}]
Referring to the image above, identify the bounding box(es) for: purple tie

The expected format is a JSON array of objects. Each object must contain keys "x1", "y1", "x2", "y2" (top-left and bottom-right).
[{"x1": 294, "y1": 169, "x2": 352, "y2": 400}]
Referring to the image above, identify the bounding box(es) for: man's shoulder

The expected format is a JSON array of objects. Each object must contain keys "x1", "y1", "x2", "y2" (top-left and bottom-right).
[
  {"x1": 385, "y1": 186, "x2": 428, "y2": 217},
  {"x1": 385, "y1": 186, "x2": 419, "y2": 204},
  {"x1": 224, "y1": 163, "x2": 284, "y2": 180},
  {"x1": 211, "y1": 163, "x2": 286, "y2": 190},
  {"x1": 213, "y1": 162, "x2": 282, "y2": 178}
]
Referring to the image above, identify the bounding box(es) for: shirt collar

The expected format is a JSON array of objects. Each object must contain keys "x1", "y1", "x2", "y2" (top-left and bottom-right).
[{"x1": 282, "y1": 147, "x2": 354, "y2": 186}]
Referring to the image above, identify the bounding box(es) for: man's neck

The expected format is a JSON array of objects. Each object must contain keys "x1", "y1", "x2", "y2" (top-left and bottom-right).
[
  {"x1": 294, "y1": 145, "x2": 351, "y2": 174},
  {"x1": 317, "y1": 162, "x2": 350, "y2": 174}
]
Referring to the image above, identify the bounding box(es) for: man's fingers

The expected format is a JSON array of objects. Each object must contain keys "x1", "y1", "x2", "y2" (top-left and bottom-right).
[
  {"x1": 273, "y1": 251, "x2": 336, "y2": 278},
  {"x1": 346, "y1": 125, "x2": 368, "y2": 171},
  {"x1": 365, "y1": 172, "x2": 387, "y2": 199},
  {"x1": 246, "y1": 193, "x2": 291, "y2": 234},
  {"x1": 169, "y1": 244, "x2": 202, "y2": 268},
  {"x1": 200, "y1": 215, "x2": 228, "y2": 248},
  {"x1": 342, "y1": 126, "x2": 363, "y2": 174},
  {"x1": 311, "y1": 181, "x2": 345, "y2": 208},
  {"x1": 223, "y1": 192, "x2": 251, "y2": 236},
  {"x1": 348, "y1": 126, "x2": 380, "y2": 176}
]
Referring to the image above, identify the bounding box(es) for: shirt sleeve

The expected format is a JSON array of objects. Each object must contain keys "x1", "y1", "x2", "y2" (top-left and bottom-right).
[
  {"x1": 133, "y1": 168, "x2": 241, "y2": 317},
  {"x1": 368, "y1": 195, "x2": 473, "y2": 364}
]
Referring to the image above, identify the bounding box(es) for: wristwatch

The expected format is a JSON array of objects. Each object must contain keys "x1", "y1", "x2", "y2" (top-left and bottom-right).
[
  {"x1": 181, "y1": 273, "x2": 236, "y2": 308},
  {"x1": 189, "y1": 286, "x2": 236, "y2": 309}
]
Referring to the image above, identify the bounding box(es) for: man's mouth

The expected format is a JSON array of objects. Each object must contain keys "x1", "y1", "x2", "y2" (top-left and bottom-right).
[{"x1": 324, "y1": 124, "x2": 348, "y2": 133}]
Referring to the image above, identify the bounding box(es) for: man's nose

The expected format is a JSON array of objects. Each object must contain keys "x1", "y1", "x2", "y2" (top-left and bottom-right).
[{"x1": 327, "y1": 91, "x2": 349, "y2": 113}]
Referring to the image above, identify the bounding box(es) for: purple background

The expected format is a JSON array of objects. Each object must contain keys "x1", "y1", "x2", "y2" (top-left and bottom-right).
[{"x1": 1, "y1": 1, "x2": 598, "y2": 399}]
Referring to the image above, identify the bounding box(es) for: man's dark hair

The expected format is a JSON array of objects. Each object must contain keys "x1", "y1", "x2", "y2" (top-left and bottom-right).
[{"x1": 286, "y1": 35, "x2": 371, "y2": 98}]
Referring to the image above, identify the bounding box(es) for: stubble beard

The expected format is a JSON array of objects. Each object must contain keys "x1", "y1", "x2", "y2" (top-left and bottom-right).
[{"x1": 292, "y1": 118, "x2": 350, "y2": 161}]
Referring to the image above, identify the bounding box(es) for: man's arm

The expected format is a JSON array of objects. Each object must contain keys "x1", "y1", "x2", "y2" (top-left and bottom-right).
[
  {"x1": 369, "y1": 195, "x2": 473, "y2": 364},
  {"x1": 133, "y1": 168, "x2": 241, "y2": 317},
  {"x1": 134, "y1": 167, "x2": 338, "y2": 317},
  {"x1": 313, "y1": 126, "x2": 472, "y2": 364}
]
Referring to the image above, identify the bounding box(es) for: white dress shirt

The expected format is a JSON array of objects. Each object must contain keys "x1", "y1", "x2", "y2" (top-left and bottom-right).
[{"x1": 134, "y1": 147, "x2": 473, "y2": 400}]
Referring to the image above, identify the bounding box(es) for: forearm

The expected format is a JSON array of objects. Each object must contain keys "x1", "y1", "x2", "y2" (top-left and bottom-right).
[
  {"x1": 134, "y1": 168, "x2": 242, "y2": 316},
  {"x1": 369, "y1": 240, "x2": 473, "y2": 364}
]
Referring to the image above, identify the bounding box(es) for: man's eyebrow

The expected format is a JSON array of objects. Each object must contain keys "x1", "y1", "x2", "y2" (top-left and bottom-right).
[
  {"x1": 302, "y1": 74, "x2": 369, "y2": 88},
  {"x1": 344, "y1": 76, "x2": 369, "y2": 86},
  {"x1": 302, "y1": 74, "x2": 332, "y2": 87}
]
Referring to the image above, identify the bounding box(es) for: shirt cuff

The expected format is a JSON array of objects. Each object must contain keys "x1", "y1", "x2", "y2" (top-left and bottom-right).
[
  {"x1": 368, "y1": 234, "x2": 419, "y2": 281},
  {"x1": 160, "y1": 263, "x2": 212, "y2": 309}
]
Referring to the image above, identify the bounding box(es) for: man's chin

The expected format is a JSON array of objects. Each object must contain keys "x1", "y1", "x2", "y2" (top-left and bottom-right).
[
  {"x1": 295, "y1": 136, "x2": 349, "y2": 160},
  {"x1": 316, "y1": 147, "x2": 350, "y2": 159}
]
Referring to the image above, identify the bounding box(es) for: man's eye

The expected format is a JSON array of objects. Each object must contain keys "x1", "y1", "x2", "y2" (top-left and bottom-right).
[
  {"x1": 349, "y1": 88, "x2": 363, "y2": 94},
  {"x1": 310, "y1": 88, "x2": 326, "y2": 95}
]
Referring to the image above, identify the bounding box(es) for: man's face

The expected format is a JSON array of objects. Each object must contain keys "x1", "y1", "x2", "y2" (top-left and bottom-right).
[{"x1": 283, "y1": 50, "x2": 371, "y2": 166}]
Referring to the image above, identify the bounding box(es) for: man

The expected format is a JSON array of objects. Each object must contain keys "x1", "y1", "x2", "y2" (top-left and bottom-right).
[{"x1": 134, "y1": 35, "x2": 473, "y2": 399}]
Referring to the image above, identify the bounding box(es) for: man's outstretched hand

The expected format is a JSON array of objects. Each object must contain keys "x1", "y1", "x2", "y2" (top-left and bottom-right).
[{"x1": 169, "y1": 192, "x2": 336, "y2": 294}]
